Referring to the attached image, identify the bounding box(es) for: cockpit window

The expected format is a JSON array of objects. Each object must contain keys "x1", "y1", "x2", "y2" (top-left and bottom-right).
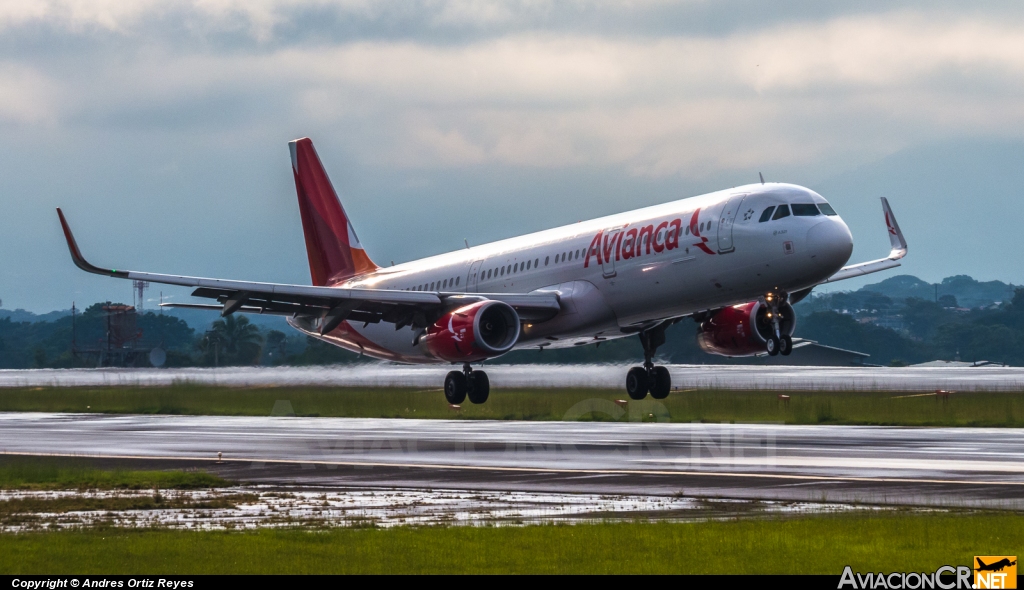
[
  {"x1": 818, "y1": 202, "x2": 838, "y2": 216},
  {"x1": 758, "y1": 207, "x2": 775, "y2": 222},
  {"x1": 772, "y1": 205, "x2": 791, "y2": 220},
  {"x1": 791, "y1": 204, "x2": 820, "y2": 216}
]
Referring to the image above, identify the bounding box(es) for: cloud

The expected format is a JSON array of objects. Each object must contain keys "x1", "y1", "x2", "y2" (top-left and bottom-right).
[
  {"x1": 3, "y1": 1, "x2": 1024, "y2": 311},
  {"x1": 9, "y1": 8, "x2": 1019, "y2": 177}
]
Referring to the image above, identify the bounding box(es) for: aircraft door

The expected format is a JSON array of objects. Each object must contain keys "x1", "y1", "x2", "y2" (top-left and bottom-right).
[
  {"x1": 601, "y1": 229, "x2": 619, "y2": 278},
  {"x1": 716, "y1": 193, "x2": 747, "y2": 253},
  {"x1": 467, "y1": 260, "x2": 483, "y2": 292}
]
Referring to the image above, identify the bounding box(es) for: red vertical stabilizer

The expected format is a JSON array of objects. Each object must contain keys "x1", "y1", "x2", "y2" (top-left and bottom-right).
[{"x1": 289, "y1": 138, "x2": 379, "y2": 286}]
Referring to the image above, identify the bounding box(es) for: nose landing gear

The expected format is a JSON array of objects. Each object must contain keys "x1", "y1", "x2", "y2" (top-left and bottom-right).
[
  {"x1": 763, "y1": 291, "x2": 793, "y2": 357},
  {"x1": 444, "y1": 362, "x2": 490, "y2": 404},
  {"x1": 625, "y1": 324, "x2": 672, "y2": 400}
]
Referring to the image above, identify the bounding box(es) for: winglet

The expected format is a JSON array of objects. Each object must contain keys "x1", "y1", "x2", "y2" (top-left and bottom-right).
[
  {"x1": 56, "y1": 208, "x2": 129, "y2": 278},
  {"x1": 880, "y1": 197, "x2": 907, "y2": 258},
  {"x1": 822, "y1": 198, "x2": 908, "y2": 284}
]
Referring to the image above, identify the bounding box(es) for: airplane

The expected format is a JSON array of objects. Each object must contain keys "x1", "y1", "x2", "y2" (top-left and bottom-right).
[
  {"x1": 57, "y1": 137, "x2": 907, "y2": 404},
  {"x1": 976, "y1": 558, "x2": 1017, "y2": 572}
]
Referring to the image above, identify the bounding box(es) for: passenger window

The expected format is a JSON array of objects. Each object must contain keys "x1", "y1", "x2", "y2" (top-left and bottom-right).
[
  {"x1": 535, "y1": 258, "x2": 539, "y2": 267},
  {"x1": 442, "y1": 279, "x2": 448, "y2": 288},
  {"x1": 430, "y1": 282, "x2": 435, "y2": 290},
  {"x1": 791, "y1": 204, "x2": 820, "y2": 216},
  {"x1": 685, "y1": 226, "x2": 690, "y2": 236},
  {"x1": 818, "y1": 202, "x2": 838, "y2": 216},
  {"x1": 772, "y1": 205, "x2": 791, "y2": 220},
  {"x1": 500, "y1": 267, "x2": 505, "y2": 276},
  {"x1": 456, "y1": 276, "x2": 460, "y2": 285},
  {"x1": 759, "y1": 207, "x2": 775, "y2": 222},
  {"x1": 545, "y1": 256, "x2": 549, "y2": 265},
  {"x1": 526, "y1": 260, "x2": 531, "y2": 270},
  {"x1": 514, "y1": 263, "x2": 519, "y2": 273}
]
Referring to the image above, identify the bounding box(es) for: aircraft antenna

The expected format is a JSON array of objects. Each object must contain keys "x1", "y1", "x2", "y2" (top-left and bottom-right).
[
  {"x1": 759, "y1": 172, "x2": 765, "y2": 184},
  {"x1": 464, "y1": 239, "x2": 470, "y2": 249}
]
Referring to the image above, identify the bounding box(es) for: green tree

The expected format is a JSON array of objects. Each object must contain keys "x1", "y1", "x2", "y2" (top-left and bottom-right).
[
  {"x1": 201, "y1": 315, "x2": 262, "y2": 366},
  {"x1": 901, "y1": 298, "x2": 948, "y2": 339}
]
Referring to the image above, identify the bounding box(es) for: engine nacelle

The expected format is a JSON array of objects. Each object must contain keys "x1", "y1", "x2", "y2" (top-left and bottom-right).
[
  {"x1": 696, "y1": 300, "x2": 796, "y2": 357},
  {"x1": 421, "y1": 300, "x2": 521, "y2": 362}
]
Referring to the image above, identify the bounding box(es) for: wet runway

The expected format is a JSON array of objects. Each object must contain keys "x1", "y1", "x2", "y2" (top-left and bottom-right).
[
  {"x1": 2, "y1": 363, "x2": 1023, "y2": 390},
  {"x1": 3, "y1": 413, "x2": 1023, "y2": 509}
]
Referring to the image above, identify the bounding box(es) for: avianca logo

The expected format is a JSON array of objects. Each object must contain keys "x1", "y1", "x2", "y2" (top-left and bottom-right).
[
  {"x1": 885, "y1": 211, "x2": 897, "y2": 236},
  {"x1": 584, "y1": 208, "x2": 715, "y2": 269}
]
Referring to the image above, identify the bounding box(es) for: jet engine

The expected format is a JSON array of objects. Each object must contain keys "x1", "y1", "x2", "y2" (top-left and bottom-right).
[
  {"x1": 696, "y1": 300, "x2": 796, "y2": 357},
  {"x1": 422, "y1": 300, "x2": 521, "y2": 362}
]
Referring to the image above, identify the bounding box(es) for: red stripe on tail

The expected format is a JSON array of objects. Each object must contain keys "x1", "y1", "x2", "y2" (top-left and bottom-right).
[{"x1": 289, "y1": 138, "x2": 379, "y2": 286}]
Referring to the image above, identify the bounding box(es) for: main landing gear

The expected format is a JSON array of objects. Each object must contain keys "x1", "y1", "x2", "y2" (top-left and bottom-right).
[
  {"x1": 763, "y1": 291, "x2": 793, "y2": 357},
  {"x1": 444, "y1": 363, "x2": 490, "y2": 405},
  {"x1": 625, "y1": 324, "x2": 671, "y2": 400}
]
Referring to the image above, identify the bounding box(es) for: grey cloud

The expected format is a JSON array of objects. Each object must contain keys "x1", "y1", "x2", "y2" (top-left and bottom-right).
[{"x1": 2, "y1": 1, "x2": 1024, "y2": 312}]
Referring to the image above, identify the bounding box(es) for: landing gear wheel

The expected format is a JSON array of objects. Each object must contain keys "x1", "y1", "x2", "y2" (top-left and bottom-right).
[
  {"x1": 780, "y1": 335, "x2": 793, "y2": 356},
  {"x1": 626, "y1": 367, "x2": 649, "y2": 400},
  {"x1": 650, "y1": 366, "x2": 671, "y2": 399},
  {"x1": 468, "y1": 371, "x2": 490, "y2": 404},
  {"x1": 766, "y1": 336, "x2": 781, "y2": 357},
  {"x1": 444, "y1": 371, "x2": 467, "y2": 404}
]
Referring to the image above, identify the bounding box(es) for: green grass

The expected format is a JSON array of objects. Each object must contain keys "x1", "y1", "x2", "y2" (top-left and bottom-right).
[
  {"x1": 0, "y1": 493, "x2": 256, "y2": 517},
  {"x1": 1, "y1": 385, "x2": 1022, "y2": 426},
  {"x1": 1, "y1": 513, "x2": 1021, "y2": 574},
  {"x1": 0, "y1": 456, "x2": 230, "y2": 490}
]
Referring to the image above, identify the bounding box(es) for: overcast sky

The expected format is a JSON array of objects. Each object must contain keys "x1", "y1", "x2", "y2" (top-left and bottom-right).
[{"x1": 2, "y1": 1, "x2": 1024, "y2": 312}]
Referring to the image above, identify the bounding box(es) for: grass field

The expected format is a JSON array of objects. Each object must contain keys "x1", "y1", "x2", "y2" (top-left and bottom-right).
[
  {"x1": 0, "y1": 455, "x2": 229, "y2": 490},
  {"x1": 1, "y1": 385, "x2": 1022, "y2": 426},
  {"x1": 1, "y1": 513, "x2": 1020, "y2": 574}
]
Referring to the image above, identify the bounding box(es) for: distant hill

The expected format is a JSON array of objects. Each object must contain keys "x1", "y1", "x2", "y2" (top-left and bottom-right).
[
  {"x1": 0, "y1": 305, "x2": 288, "y2": 333},
  {"x1": 160, "y1": 307, "x2": 290, "y2": 332},
  {"x1": 858, "y1": 274, "x2": 1016, "y2": 308},
  {"x1": 0, "y1": 308, "x2": 72, "y2": 323}
]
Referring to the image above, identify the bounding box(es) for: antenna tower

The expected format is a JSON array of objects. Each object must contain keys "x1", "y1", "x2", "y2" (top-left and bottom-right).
[{"x1": 133, "y1": 280, "x2": 150, "y2": 312}]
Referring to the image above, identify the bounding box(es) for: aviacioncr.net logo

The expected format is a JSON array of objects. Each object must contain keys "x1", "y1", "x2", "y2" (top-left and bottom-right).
[{"x1": 839, "y1": 566, "x2": 973, "y2": 589}]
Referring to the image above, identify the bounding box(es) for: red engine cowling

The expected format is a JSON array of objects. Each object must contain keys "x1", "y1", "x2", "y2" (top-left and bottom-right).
[
  {"x1": 421, "y1": 300, "x2": 521, "y2": 362},
  {"x1": 696, "y1": 300, "x2": 796, "y2": 357}
]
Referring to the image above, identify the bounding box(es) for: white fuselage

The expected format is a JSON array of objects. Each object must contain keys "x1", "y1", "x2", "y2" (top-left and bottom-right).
[{"x1": 289, "y1": 183, "x2": 854, "y2": 363}]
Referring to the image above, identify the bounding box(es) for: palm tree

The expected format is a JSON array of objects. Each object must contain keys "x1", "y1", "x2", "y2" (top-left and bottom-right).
[{"x1": 205, "y1": 315, "x2": 262, "y2": 365}]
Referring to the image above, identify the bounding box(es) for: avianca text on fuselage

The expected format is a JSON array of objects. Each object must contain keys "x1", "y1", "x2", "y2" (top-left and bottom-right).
[{"x1": 584, "y1": 208, "x2": 716, "y2": 269}]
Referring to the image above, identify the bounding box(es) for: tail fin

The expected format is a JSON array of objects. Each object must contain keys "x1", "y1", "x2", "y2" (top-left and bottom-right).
[{"x1": 289, "y1": 138, "x2": 379, "y2": 286}]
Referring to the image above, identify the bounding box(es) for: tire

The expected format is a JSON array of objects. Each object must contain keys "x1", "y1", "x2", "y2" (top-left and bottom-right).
[
  {"x1": 650, "y1": 366, "x2": 671, "y2": 399},
  {"x1": 766, "y1": 336, "x2": 780, "y2": 357},
  {"x1": 444, "y1": 371, "x2": 467, "y2": 404},
  {"x1": 468, "y1": 371, "x2": 490, "y2": 404},
  {"x1": 780, "y1": 335, "x2": 793, "y2": 356},
  {"x1": 626, "y1": 367, "x2": 649, "y2": 400}
]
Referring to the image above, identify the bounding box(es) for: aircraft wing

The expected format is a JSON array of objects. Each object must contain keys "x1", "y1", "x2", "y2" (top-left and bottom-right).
[
  {"x1": 57, "y1": 209, "x2": 560, "y2": 332},
  {"x1": 822, "y1": 197, "x2": 907, "y2": 284}
]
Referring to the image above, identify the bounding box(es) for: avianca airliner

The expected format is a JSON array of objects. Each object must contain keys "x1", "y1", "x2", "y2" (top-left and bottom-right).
[{"x1": 57, "y1": 137, "x2": 907, "y2": 404}]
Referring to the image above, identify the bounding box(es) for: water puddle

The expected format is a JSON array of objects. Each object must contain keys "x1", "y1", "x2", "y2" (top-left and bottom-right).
[{"x1": 0, "y1": 486, "x2": 889, "y2": 531}]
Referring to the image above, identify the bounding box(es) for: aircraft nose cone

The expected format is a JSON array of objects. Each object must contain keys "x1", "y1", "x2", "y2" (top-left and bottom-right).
[{"x1": 806, "y1": 218, "x2": 853, "y2": 274}]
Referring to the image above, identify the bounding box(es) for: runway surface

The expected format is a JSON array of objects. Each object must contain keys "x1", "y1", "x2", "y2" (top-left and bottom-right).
[
  {"x1": 3, "y1": 412, "x2": 1023, "y2": 508},
  {"x1": 2, "y1": 363, "x2": 1023, "y2": 390}
]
